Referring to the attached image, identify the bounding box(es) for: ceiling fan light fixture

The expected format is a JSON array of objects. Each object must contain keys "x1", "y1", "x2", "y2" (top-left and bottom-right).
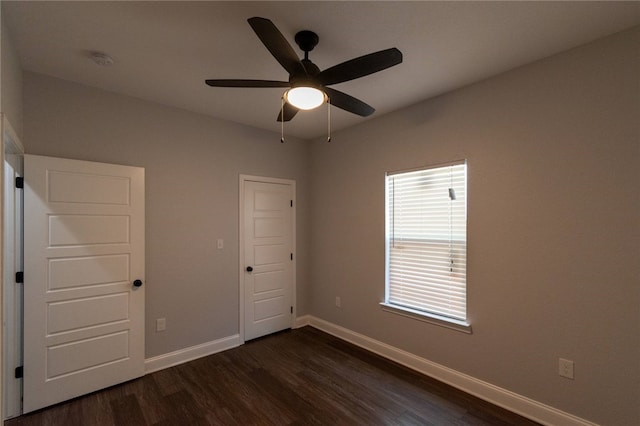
[
  {"x1": 284, "y1": 87, "x2": 326, "y2": 110},
  {"x1": 206, "y1": 17, "x2": 402, "y2": 123}
]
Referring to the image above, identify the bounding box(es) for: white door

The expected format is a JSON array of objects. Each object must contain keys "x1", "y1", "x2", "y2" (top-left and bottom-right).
[
  {"x1": 23, "y1": 155, "x2": 145, "y2": 413},
  {"x1": 242, "y1": 178, "x2": 294, "y2": 341}
]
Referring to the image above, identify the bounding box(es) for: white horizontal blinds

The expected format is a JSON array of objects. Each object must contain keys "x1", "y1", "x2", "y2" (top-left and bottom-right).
[{"x1": 387, "y1": 162, "x2": 467, "y2": 321}]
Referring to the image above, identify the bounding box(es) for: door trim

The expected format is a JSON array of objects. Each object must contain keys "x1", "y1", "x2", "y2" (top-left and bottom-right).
[
  {"x1": 1, "y1": 115, "x2": 25, "y2": 420},
  {"x1": 239, "y1": 174, "x2": 296, "y2": 343}
]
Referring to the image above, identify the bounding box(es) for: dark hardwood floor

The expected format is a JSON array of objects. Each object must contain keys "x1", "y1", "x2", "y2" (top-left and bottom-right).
[{"x1": 6, "y1": 326, "x2": 539, "y2": 425}]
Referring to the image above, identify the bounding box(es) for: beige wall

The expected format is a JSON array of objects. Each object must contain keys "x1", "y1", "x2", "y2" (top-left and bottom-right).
[
  {"x1": 22, "y1": 73, "x2": 311, "y2": 358},
  {"x1": 309, "y1": 27, "x2": 639, "y2": 425},
  {"x1": 1, "y1": 11, "x2": 23, "y2": 138}
]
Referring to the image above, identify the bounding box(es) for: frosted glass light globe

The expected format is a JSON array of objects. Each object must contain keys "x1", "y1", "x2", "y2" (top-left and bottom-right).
[{"x1": 285, "y1": 87, "x2": 326, "y2": 110}]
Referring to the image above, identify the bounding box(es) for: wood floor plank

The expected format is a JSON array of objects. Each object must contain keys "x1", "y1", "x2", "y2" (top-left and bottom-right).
[
  {"x1": 110, "y1": 394, "x2": 146, "y2": 426},
  {"x1": 6, "y1": 327, "x2": 540, "y2": 425}
]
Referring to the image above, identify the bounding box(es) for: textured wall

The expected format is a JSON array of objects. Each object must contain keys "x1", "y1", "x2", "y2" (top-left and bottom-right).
[{"x1": 309, "y1": 27, "x2": 639, "y2": 425}]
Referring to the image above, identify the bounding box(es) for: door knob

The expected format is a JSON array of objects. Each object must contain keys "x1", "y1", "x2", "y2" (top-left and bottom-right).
[
  {"x1": 133, "y1": 279, "x2": 143, "y2": 287},
  {"x1": 246, "y1": 266, "x2": 253, "y2": 272}
]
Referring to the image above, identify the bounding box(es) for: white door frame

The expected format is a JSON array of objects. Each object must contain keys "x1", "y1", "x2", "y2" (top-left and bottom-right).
[
  {"x1": 239, "y1": 174, "x2": 296, "y2": 343},
  {"x1": 1, "y1": 115, "x2": 25, "y2": 419}
]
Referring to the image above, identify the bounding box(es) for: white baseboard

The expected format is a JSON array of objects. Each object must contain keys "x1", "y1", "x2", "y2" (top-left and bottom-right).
[
  {"x1": 144, "y1": 315, "x2": 314, "y2": 375},
  {"x1": 144, "y1": 334, "x2": 241, "y2": 374},
  {"x1": 294, "y1": 314, "x2": 312, "y2": 328},
  {"x1": 305, "y1": 316, "x2": 597, "y2": 426}
]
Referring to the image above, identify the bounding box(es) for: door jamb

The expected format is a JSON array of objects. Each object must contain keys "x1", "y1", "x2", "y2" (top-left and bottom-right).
[
  {"x1": 238, "y1": 174, "x2": 296, "y2": 344},
  {"x1": 1, "y1": 114, "x2": 25, "y2": 420}
]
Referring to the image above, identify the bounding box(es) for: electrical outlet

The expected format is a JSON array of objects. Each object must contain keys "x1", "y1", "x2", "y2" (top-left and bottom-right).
[
  {"x1": 217, "y1": 239, "x2": 224, "y2": 249},
  {"x1": 559, "y1": 358, "x2": 574, "y2": 379},
  {"x1": 335, "y1": 296, "x2": 341, "y2": 308},
  {"x1": 156, "y1": 318, "x2": 166, "y2": 332}
]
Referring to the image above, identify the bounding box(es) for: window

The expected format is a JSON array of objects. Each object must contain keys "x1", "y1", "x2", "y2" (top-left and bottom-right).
[{"x1": 383, "y1": 161, "x2": 469, "y2": 331}]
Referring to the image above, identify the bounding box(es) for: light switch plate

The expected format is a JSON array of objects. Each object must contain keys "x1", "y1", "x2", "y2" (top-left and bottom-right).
[{"x1": 156, "y1": 318, "x2": 166, "y2": 332}]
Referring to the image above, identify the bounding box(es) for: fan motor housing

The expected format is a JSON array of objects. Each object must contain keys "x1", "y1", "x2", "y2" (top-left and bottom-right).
[{"x1": 289, "y1": 74, "x2": 321, "y2": 89}]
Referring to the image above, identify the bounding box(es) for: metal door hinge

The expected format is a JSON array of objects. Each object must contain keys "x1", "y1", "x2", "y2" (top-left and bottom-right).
[
  {"x1": 15, "y1": 366, "x2": 23, "y2": 379},
  {"x1": 290, "y1": 253, "x2": 293, "y2": 260},
  {"x1": 16, "y1": 272, "x2": 24, "y2": 283},
  {"x1": 15, "y1": 177, "x2": 24, "y2": 189},
  {"x1": 290, "y1": 200, "x2": 293, "y2": 207},
  {"x1": 290, "y1": 306, "x2": 293, "y2": 314}
]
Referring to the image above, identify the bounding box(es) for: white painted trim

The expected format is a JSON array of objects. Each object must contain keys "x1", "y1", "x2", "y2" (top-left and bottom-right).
[
  {"x1": 240, "y1": 174, "x2": 297, "y2": 186},
  {"x1": 380, "y1": 302, "x2": 472, "y2": 334},
  {"x1": 238, "y1": 176, "x2": 246, "y2": 344},
  {"x1": 1, "y1": 114, "x2": 24, "y2": 420},
  {"x1": 239, "y1": 174, "x2": 296, "y2": 343},
  {"x1": 144, "y1": 334, "x2": 241, "y2": 374},
  {"x1": 305, "y1": 316, "x2": 598, "y2": 426},
  {"x1": 294, "y1": 315, "x2": 312, "y2": 328}
]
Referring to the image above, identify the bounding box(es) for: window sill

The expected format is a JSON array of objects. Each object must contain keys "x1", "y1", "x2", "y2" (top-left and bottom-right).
[{"x1": 380, "y1": 303, "x2": 472, "y2": 334}]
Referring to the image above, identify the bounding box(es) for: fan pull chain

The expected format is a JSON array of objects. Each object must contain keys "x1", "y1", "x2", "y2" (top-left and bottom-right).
[
  {"x1": 280, "y1": 97, "x2": 285, "y2": 143},
  {"x1": 327, "y1": 98, "x2": 331, "y2": 143}
]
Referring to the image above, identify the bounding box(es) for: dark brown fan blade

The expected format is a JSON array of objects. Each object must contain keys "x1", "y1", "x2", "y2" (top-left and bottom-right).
[
  {"x1": 205, "y1": 79, "x2": 290, "y2": 88},
  {"x1": 317, "y1": 48, "x2": 403, "y2": 86},
  {"x1": 248, "y1": 17, "x2": 306, "y2": 76},
  {"x1": 277, "y1": 102, "x2": 299, "y2": 122},
  {"x1": 324, "y1": 87, "x2": 375, "y2": 117}
]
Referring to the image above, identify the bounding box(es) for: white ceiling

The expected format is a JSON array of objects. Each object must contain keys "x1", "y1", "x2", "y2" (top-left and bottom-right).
[{"x1": 4, "y1": 1, "x2": 640, "y2": 139}]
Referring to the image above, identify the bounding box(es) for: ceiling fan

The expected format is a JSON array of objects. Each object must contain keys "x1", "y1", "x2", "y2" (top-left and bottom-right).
[{"x1": 205, "y1": 17, "x2": 403, "y2": 122}]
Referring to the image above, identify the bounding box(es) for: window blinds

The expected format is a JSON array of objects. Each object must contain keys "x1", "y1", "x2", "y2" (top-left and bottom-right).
[{"x1": 386, "y1": 162, "x2": 467, "y2": 321}]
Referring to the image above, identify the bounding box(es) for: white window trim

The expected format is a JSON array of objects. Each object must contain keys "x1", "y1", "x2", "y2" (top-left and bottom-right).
[
  {"x1": 384, "y1": 160, "x2": 470, "y2": 332},
  {"x1": 380, "y1": 302, "x2": 472, "y2": 334}
]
